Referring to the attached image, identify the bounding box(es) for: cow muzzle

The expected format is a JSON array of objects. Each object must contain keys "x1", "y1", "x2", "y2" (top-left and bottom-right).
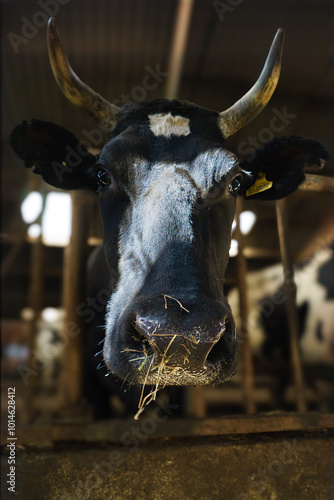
[{"x1": 108, "y1": 295, "x2": 238, "y2": 386}]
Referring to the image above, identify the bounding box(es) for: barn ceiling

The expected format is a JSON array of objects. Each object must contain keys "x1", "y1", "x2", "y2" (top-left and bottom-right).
[{"x1": 2, "y1": 0, "x2": 334, "y2": 271}]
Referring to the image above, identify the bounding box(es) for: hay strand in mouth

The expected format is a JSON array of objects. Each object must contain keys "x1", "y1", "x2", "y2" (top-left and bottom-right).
[
  {"x1": 134, "y1": 334, "x2": 178, "y2": 420},
  {"x1": 121, "y1": 348, "x2": 144, "y2": 354},
  {"x1": 134, "y1": 354, "x2": 156, "y2": 420},
  {"x1": 163, "y1": 295, "x2": 189, "y2": 313}
]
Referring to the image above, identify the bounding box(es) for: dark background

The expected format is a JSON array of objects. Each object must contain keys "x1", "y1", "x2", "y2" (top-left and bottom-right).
[{"x1": 2, "y1": 0, "x2": 334, "y2": 313}]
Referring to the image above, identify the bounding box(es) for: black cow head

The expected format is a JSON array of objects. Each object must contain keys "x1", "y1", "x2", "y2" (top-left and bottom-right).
[{"x1": 10, "y1": 19, "x2": 328, "y2": 387}]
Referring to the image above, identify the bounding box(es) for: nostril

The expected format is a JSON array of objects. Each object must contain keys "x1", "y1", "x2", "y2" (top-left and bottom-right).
[
  {"x1": 121, "y1": 317, "x2": 158, "y2": 367},
  {"x1": 206, "y1": 336, "x2": 227, "y2": 365},
  {"x1": 206, "y1": 320, "x2": 236, "y2": 366},
  {"x1": 127, "y1": 319, "x2": 147, "y2": 346},
  {"x1": 122, "y1": 318, "x2": 150, "y2": 354}
]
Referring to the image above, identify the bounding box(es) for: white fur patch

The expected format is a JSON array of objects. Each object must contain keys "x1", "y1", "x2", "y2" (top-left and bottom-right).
[{"x1": 148, "y1": 113, "x2": 191, "y2": 138}]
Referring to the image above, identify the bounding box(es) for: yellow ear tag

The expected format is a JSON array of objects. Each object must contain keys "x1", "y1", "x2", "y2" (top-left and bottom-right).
[{"x1": 246, "y1": 172, "x2": 273, "y2": 197}]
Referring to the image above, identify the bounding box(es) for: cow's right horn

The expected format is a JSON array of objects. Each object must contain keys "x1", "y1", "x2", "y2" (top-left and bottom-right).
[{"x1": 47, "y1": 17, "x2": 120, "y2": 132}]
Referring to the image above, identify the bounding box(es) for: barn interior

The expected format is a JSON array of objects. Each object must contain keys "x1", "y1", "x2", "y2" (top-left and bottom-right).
[{"x1": 1, "y1": 0, "x2": 334, "y2": 498}]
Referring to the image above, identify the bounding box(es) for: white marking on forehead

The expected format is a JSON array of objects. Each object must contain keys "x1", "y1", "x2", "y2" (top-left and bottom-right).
[{"x1": 149, "y1": 112, "x2": 191, "y2": 138}]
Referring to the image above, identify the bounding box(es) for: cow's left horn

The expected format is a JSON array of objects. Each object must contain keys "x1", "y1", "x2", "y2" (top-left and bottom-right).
[
  {"x1": 218, "y1": 29, "x2": 284, "y2": 138},
  {"x1": 47, "y1": 18, "x2": 120, "y2": 131}
]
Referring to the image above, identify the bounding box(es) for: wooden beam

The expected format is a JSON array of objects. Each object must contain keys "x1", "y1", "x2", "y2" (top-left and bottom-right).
[
  {"x1": 243, "y1": 247, "x2": 281, "y2": 259},
  {"x1": 165, "y1": 0, "x2": 194, "y2": 99},
  {"x1": 300, "y1": 174, "x2": 334, "y2": 193},
  {"x1": 12, "y1": 413, "x2": 334, "y2": 447}
]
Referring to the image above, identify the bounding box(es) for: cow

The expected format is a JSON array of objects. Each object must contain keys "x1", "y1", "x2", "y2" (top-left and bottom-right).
[
  {"x1": 227, "y1": 246, "x2": 334, "y2": 408},
  {"x1": 10, "y1": 18, "x2": 328, "y2": 397}
]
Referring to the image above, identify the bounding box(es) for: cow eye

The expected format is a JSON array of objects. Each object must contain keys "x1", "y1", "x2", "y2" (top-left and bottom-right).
[
  {"x1": 97, "y1": 168, "x2": 111, "y2": 187},
  {"x1": 229, "y1": 175, "x2": 243, "y2": 195}
]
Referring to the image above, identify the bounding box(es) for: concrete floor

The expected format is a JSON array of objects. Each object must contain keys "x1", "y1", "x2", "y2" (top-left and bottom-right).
[{"x1": 2, "y1": 432, "x2": 333, "y2": 500}]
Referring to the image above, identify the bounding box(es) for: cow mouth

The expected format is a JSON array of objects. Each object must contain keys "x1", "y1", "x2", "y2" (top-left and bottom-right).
[{"x1": 103, "y1": 308, "x2": 238, "y2": 419}]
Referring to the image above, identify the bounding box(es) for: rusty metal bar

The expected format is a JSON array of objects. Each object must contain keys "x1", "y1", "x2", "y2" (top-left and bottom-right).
[
  {"x1": 165, "y1": 0, "x2": 194, "y2": 99},
  {"x1": 235, "y1": 199, "x2": 256, "y2": 414},
  {"x1": 300, "y1": 174, "x2": 334, "y2": 193},
  {"x1": 276, "y1": 198, "x2": 307, "y2": 412},
  {"x1": 60, "y1": 191, "x2": 91, "y2": 408}
]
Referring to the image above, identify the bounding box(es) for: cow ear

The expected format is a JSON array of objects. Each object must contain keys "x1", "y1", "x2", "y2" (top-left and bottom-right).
[
  {"x1": 10, "y1": 119, "x2": 98, "y2": 191},
  {"x1": 239, "y1": 136, "x2": 329, "y2": 200}
]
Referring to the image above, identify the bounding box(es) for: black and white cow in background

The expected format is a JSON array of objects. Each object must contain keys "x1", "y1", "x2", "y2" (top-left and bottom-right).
[
  {"x1": 228, "y1": 246, "x2": 334, "y2": 408},
  {"x1": 10, "y1": 19, "x2": 329, "y2": 399},
  {"x1": 228, "y1": 246, "x2": 334, "y2": 363}
]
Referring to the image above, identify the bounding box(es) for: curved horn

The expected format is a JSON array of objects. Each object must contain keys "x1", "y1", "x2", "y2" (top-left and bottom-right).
[
  {"x1": 218, "y1": 29, "x2": 284, "y2": 138},
  {"x1": 47, "y1": 17, "x2": 120, "y2": 131}
]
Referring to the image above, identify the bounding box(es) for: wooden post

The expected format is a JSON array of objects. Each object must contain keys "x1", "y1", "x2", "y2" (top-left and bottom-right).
[
  {"x1": 276, "y1": 198, "x2": 306, "y2": 412},
  {"x1": 60, "y1": 191, "x2": 91, "y2": 408},
  {"x1": 1, "y1": 237, "x2": 25, "y2": 277},
  {"x1": 185, "y1": 387, "x2": 206, "y2": 418},
  {"x1": 235, "y1": 199, "x2": 256, "y2": 414},
  {"x1": 25, "y1": 236, "x2": 44, "y2": 422}
]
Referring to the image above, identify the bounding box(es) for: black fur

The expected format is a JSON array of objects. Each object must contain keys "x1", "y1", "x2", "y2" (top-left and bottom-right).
[
  {"x1": 318, "y1": 253, "x2": 334, "y2": 300},
  {"x1": 240, "y1": 136, "x2": 329, "y2": 200},
  {"x1": 10, "y1": 119, "x2": 97, "y2": 191}
]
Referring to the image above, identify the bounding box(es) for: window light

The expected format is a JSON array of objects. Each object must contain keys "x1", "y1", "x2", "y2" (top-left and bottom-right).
[{"x1": 41, "y1": 192, "x2": 72, "y2": 246}]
